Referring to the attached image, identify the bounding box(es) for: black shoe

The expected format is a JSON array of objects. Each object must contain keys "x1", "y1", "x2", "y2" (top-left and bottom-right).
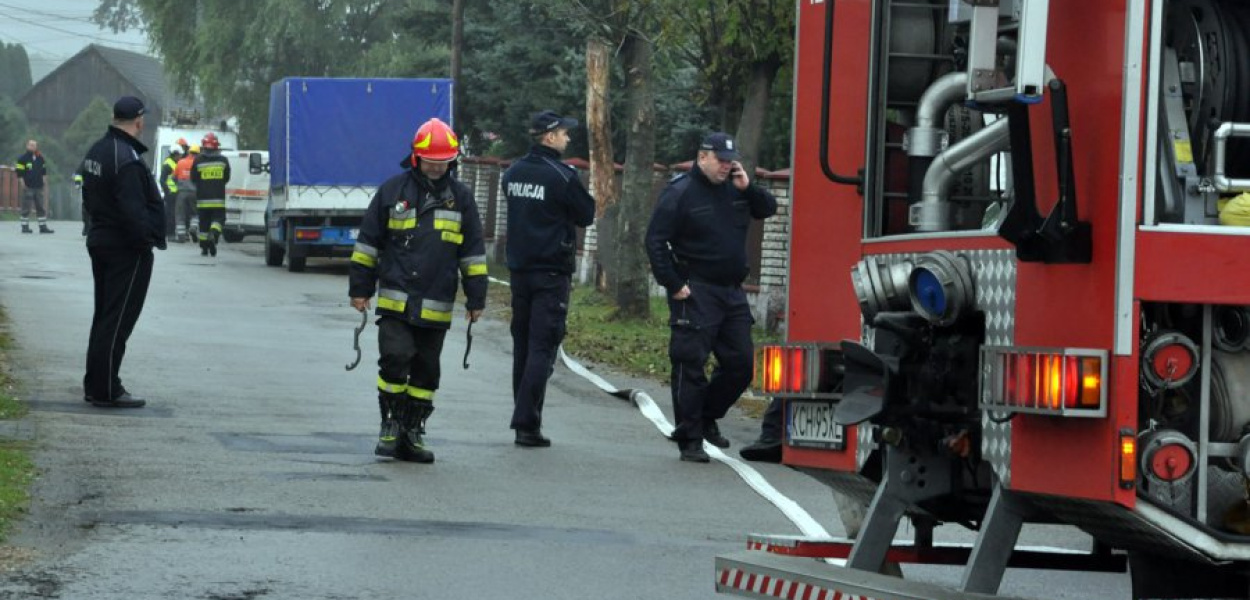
[
  {"x1": 20, "y1": 226, "x2": 31, "y2": 234},
  {"x1": 703, "y1": 421, "x2": 730, "y2": 449},
  {"x1": 209, "y1": 244, "x2": 217, "y2": 257},
  {"x1": 514, "y1": 429, "x2": 551, "y2": 447},
  {"x1": 201, "y1": 246, "x2": 208, "y2": 256},
  {"x1": 739, "y1": 439, "x2": 783, "y2": 463},
  {"x1": 396, "y1": 430, "x2": 435, "y2": 463},
  {"x1": 38, "y1": 226, "x2": 53, "y2": 234},
  {"x1": 680, "y1": 440, "x2": 710, "y2": 463},
  {"x1": 88, "y1": 393, "x2": 146, "y2": 408},
  {"x1": 374, "y1": 419, "x2": 399, "y2": 457}
]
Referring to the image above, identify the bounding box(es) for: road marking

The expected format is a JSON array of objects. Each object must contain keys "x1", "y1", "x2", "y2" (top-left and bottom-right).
[{"x1": 490, "y1": 274, "x2": 830, "y2": 537}]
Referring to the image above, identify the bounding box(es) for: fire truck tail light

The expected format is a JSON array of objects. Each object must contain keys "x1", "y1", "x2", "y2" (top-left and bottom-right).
[
  {"x1": 1120, "y1": 429, "x2": 1137, "y2": 490},
  {"x1": 981, "y1": 347, "x2": 1107, "y2": 417},
  {"x1": 754, "y1": 344, "x2": 838, "y2": 398}
]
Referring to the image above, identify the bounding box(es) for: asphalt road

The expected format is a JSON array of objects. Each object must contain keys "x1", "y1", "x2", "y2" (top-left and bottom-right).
[{"x1": 0, "y1": 223, "x2": 1129, "y2": 599}]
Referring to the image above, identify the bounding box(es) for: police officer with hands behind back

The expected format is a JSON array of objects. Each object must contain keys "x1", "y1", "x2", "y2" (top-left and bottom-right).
[
  {"x1": 645, "y1": 132, "x2": 777, "y2": 463},
  {"x1": 80, "y1": 96, "x2": 167, "y2": 409},
  {"x1": 503, "y1": 110, "x2": 595, "y2": 447}
]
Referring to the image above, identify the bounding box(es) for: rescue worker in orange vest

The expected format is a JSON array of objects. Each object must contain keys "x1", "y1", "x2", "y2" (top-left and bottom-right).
[
  {"x1": 191, "y1": 133, "x2": 230, "y2": 256},
  {"x1": 349, "y1": 118, "x2": 488, "y2": 464},
  {"x1": 159, "y1": 138, "x2": 186, "y2": 241},
  {"x1": 173, "y1": 144, "x2": 198, "y2": 242}
]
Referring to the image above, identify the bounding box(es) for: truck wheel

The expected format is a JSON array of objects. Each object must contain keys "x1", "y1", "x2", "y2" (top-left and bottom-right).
[
  {"x1": 265, "y1": 235, "x2": 284, "y2": 267},
  {"x1": 286, "y1": 223, "x2": 306, "y2": 273},
  {"x1": 223, "y1": 231, "x2": 243, "y2": 243}
]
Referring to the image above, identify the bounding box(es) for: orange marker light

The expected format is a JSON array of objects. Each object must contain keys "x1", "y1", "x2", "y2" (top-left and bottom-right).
[{"x1": 1119, "y1": 429, "x2": 1137, "y2": 489}]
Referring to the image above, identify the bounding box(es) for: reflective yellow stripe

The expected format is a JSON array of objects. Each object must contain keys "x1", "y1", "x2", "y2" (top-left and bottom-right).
[
  {"x1": 441, "y1": 231, "x2": 463, "y2": 245},
  {"x1": 377, "y1": 377, "x2": 406, "y2": 394},
  {"x1": 13, "y1": 164, "x2": 23, "y2": 171},
  {"x1": 420, "y1": 308, "x2": 453, "y2": 322},
  {"x1": 197, "y1": 201, "x2": 226, "y2": 209},
  {"x1": 406, "y1": 386, "x2": 435, "y2": 400},
  {"x1": 351, "y1": 252, "x2": 376, "y2": 268},
  {"x1": 166, "y1": 177, "x2": 178, "y2": 192},
  {"x1": 210, "y1": 223, "x2": 222, "y2": 232},
  {"x1": 465, "y1": 263, "x2": 488, "y2": 276},
  {"x1": 378, "y1": 296, "x2": 406, "y2": 313},
  {"x1": 388, "y1": 217, "x2": 417, "y2": 230},
  {"x1": 433, "y1": 219, "x2": 461, "y2": 232}
]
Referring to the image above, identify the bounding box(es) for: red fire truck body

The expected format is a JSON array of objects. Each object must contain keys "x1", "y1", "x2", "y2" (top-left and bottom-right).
[{"x1": 719, "y1": 1, "x2": 1250, "y2": 598}]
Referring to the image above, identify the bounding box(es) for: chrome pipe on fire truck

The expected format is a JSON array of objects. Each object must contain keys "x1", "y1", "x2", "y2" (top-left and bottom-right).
[
  {"x1": 911, "y1": 118, "x2": 1011, "y2": 232},
  {"x1": 1211, "y1": 122, "x2": 1250, "y2": 192},
  {"x1": 904, "y1": 72, "x2": 969, "y2": 159}
]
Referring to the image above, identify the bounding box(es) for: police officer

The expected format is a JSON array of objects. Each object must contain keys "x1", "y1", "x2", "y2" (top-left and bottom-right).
[
  {"x1": 14, "y1": 139, "x2": 53, "y2": 234},
  {"x1": 80, "y1": 96, "x2": 166, "y2": 408},
  {"x1": 349, "y1": 118, "x2": 487, "y2": 464},
  {"x1": 159, "y1": 140, "x2": 185, "y2": 241},
  {"x1": 503, "y1": 109, "x2": 596, "y2": 447},
  {"x1": 645, "y1": 132, "x2": 777, "y2": 462},
  {"x1": 192, "y1": 133, "x2": 230, "y2": 256}
]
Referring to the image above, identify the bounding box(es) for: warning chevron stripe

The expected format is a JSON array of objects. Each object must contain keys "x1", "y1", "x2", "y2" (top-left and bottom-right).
[{"x1": 718, "y1": 567, "x2": 879, "y2": 600}]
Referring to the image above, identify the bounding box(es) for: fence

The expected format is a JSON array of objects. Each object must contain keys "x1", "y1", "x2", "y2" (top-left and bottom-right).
[{"x1": 458, "y1": 157, "x2": 793, "y2": 331}]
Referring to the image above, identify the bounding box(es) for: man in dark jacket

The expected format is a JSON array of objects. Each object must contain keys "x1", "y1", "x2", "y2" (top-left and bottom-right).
[
  {"x1": 503, "y1": 110, "x2": 596, "y2": 447},
  {"x1": 349, "y1": 118, "x2": 487, "y2": 464},
  {"x1": 80, "y1": 96, "x2": 166, "y2": 408},
  {"x1": 14, "y1": 139, "x2": 53, "y2": 234},
  {"x1": 645, "y1": 132, "x2": 777, "y2": 462}
]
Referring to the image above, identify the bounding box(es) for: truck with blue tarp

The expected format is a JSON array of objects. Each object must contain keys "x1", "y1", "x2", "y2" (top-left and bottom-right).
[{"x1": 257, "y1": 77, "x2": 453, "y2": 271}]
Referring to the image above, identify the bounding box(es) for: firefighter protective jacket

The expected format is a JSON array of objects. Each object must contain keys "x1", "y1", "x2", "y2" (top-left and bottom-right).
[
  {"x1": 80, "y1": 126, "x2": 165, "y2": 250},
  {"x1": 14, "y1": 150, "x2": 46, "y2": 189},
  {"x1": 502, "y1": 144, "x2": 595, "y2": 274},
  {"x1": 191, "y1": 152, "x2": 230, "y2": 207},
  {"x1": 645, "y1": 166, "x2": 777, "y2": 294},
  {"x1": 349, "y1": 169, "x2": 488, "y2": 329},
  {"x1": 159, "y1": 155, "x2": 179, "y2": 195}
]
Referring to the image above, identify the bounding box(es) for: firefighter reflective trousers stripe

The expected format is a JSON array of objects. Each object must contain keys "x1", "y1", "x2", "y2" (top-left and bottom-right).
[
  {"x1": 198, "y1": 207, "x2": 224, "y2": 243},
  {"x1": 377, "y1": 316, "x2": 447, "y2": 405},
  {"x1": 509, "y1": 271, "x2": 570, "y2": 431},
  {"x1": 666, "y1": 281, "x2": 754, "y2": 443},
  {"x1": 84, "y1": 246, "x2": 153, "y2": 402}
]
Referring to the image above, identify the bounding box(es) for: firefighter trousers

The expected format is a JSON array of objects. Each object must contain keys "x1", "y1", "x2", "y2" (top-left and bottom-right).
[
  {"x1": 197, "y1": 207, "x2": 224, "y2": 247},
  {"x1": 376, "y1": 316, "x2": 447, "y2": 410},
  {"x1": 667, "y1": 281, "x2": 754, "y2": 443},
  {"x1": 509, "y1": 271, "x2": 570, "y2": 432},
  {"x1": 84, "y1": 246, "x2": 153, "y2": 402}
]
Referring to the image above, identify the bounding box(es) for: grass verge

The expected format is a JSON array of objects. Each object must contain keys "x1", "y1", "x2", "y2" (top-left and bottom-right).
[{"x1": 0, "y1": 309, "x2": 34, "y2": 542}]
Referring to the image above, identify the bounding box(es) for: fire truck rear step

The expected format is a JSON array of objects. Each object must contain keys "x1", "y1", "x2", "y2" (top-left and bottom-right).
[{"x1": 716, "y1": 550, "x2": 1026, "y2": 600}]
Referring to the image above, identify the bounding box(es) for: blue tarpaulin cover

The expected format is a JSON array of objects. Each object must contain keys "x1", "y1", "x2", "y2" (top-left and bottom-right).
[{"x1": 269, "y1": 78, "x2": 453, "y2": 187}]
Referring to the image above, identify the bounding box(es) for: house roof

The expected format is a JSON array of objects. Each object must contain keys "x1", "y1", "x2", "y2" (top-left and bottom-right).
[{"x1": 23, "y1": 43, "x2": 197, "y2": 113}]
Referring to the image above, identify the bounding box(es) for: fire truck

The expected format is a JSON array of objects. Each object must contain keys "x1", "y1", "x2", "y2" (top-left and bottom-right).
[{"x1": 717, "y1": 0, "x2": 1250, "y2": 598}]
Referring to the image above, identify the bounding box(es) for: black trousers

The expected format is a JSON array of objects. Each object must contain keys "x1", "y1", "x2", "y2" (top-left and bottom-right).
[
  {"x1": 84, "y1": 246, "x2": 154, "y2": 401},
  {"x1": 377, "y1": 317, "x2": 447, "y2": 400},
  {"x1": 197, "y1": 207, "x2": 225, "y2": 245},
  {"x1": 163, "y1": 192, "x2": 177, "y2": 236},
  {"x1": 509, "y1": 271, "x2": 570, "y2": 431},
  {"x1": 667, "y1": 281, "x2": 754, "y2": 443}
]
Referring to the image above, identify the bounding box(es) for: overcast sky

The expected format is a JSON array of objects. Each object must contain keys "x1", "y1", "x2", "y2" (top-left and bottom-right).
[{"x1": 0, "y1": 0, "x2": 151, "y2": 81}]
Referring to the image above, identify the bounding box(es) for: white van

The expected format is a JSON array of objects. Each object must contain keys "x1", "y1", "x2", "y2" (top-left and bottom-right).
[{"x1": 221, "y1": 150, "x2": 269, "y2": 242}]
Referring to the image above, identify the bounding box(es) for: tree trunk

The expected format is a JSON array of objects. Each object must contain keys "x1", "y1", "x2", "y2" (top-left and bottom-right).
[
  {"x1": 612, "y1": 32, "x2": 656, "y2": 320},
  {"x1": 450, "y1": 0, "x2": 466, "y2": 129},
  {"x1": 586, "y1": 37, "x2": 616, "y2": 291},
  {"x1": 733, "y1": 57, "x2": 782, "y2": 176}
]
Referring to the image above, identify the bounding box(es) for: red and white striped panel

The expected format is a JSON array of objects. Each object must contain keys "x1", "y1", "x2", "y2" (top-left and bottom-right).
[{"x1": 717, "y1": 567, "x2": 880, "y2": 600}]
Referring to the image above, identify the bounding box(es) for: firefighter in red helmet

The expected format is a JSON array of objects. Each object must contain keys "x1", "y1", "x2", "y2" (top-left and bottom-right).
[
  {"x1": 191, "y1": 132, "x2": 231, "y2": 256},
  {"x1": 348, "y1": 118, "x2": 488, "y2": 463}
]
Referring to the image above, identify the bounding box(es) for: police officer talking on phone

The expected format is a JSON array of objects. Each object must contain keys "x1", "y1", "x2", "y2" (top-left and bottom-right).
[{"x1": 645, "y1": 132, "x2": 777, "y2": 463}]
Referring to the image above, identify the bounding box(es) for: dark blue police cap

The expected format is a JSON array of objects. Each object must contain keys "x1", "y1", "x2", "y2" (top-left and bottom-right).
[
  {"x1": 113, "y1": 96, "x2": 146, "y2": 120},
  {"x1": 529, "y1": 110, "x2": 578, "y2": 135},
  {"x1": 699, "y1": 132, "x2": 739, "y2": 161}
]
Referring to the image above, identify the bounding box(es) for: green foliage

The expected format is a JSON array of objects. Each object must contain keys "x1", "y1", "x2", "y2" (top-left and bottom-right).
[
  {"x1": 0, "y1": 97, "x2": 30, "y2": 160},
  {"x1": 62, "y1": 97, "x2": 113, "y2": 162},
  {"x1": 0, "y1": 43, "x2": 32, "y2": 102}
]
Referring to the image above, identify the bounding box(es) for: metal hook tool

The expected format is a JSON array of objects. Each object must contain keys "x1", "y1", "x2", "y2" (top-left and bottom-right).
[
  {"x1": 345, "y1": 310, "x2": 368, "y2": 371},
  {"x1": 463, "y1": 320, "x2": 474, "y2": 369}
]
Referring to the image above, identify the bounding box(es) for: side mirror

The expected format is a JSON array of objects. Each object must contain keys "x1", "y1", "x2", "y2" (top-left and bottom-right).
[{"x1": 248, "y1": 153, "x2": 269, "y2": 174}]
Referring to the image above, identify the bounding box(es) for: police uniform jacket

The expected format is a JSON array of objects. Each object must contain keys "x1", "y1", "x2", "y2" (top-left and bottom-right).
[
  {"x1": 80, "y1": 126, "x2": 165, "y2": 250},
  {"x1": 503, "y1": 145, "x2": 595, "y2": 274},
  {"x1": 191, "y1": 152, "x2": 230, "y2": 206},
  {"x1": 14, "y1": 150, "x2": 46, "y2": 189},
  {"x1": 349, "y1": 169, "x2": 488, "y2": 329},
  {"x1": 159, "y1": 155, "x2": 179, "y2": 195},
  {"x1": 645, "y1": 165, "x2": 777, "y2": 294}
]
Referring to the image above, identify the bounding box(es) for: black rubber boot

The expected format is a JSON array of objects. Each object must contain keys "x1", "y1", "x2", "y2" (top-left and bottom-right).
[
  {"x1": 38, "y1": 224, "x2": 53, "y2": 234},
  {"x1": 374, "y1": 394, "x2": 400, "y2": 458},
  {"x1": 20, "y1": 224, "x2": 31, "y2": 234},
  {"x1": 396, "y1": 399, "x2": 435, "y2": 463}
]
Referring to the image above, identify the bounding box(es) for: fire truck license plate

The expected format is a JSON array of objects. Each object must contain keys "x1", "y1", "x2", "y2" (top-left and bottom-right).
[{"x1": 786, "y1": 401, "x2": 845, "y2": 449}]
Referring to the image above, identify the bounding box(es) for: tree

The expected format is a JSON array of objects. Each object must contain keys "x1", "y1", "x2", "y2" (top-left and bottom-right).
[
  {"x1": 62, "y1": 97, "x2": 114, "y2": 161},
  {"x1": 0, "y1": 43, "x2": 32, "y2": 102}
]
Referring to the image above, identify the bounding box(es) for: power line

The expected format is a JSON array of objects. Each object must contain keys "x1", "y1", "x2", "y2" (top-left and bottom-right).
[
  {"x1": 0, "y1": 1, "x2": 98, "y2": 24},
  {"x1": 0, "y1": 7, "x2": 149, "y2": 49}
]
